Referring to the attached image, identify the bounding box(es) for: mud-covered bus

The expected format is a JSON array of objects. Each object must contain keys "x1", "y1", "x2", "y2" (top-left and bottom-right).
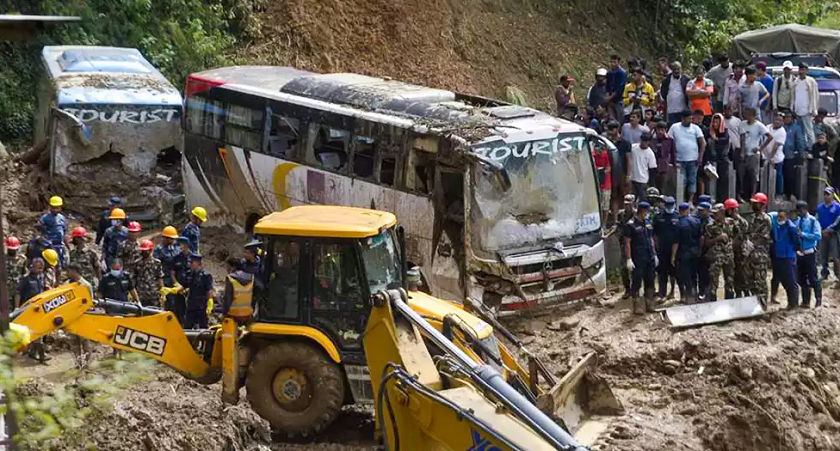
[{"x1": 182, "y1": 66, "x2": 607, "y2": 315}]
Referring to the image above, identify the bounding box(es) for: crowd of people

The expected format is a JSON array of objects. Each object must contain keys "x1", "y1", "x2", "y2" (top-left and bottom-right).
[
  {"x1": 611, "y1": 186, "x2": 840, "y2": 315},
  {"x1": 3, "y1": 196, "x2": 259, "y2": 363},
  {"x1": 557, "y1": 54, "x2": 840, "y2": 219}
]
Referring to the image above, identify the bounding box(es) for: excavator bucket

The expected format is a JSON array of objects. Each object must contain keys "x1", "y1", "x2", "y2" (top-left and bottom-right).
[
  {"x1": 536, "y1": 353, "x2": 624, "y2": 444},
  {"x1": 661, "y1": 296, "x2": 765, "y2": 328}
]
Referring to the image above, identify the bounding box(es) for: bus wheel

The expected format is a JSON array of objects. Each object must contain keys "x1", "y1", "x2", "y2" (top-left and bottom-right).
[{"x1": 246, "y1": 342, "x2": 344, "y2": 437}]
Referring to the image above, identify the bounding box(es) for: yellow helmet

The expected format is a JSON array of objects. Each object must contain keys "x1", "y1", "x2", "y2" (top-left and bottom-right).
[
  {"x1": 191, "y1": 206, "x2": 207, "y2": 222},
  {"x1": 49, "y1": 196, "x2": 63, "y2": 207},
  {"x1": 162, "y1": 225, "x2": 179, "y2": 239},
  {"x1": 109, "y1": 208, "x2": 126, "y2": 220},
  {"x1": 42, "y1": 248, "x2": 59, "y2": 267}
]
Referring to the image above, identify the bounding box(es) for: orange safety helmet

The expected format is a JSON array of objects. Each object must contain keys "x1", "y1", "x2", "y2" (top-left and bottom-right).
[
  {"x1": 127, "y1": 221, "x2": 142, "y2": 232},
  {"x1": 5, "y1": 236, "x2": 20, "y2": 250},
  {"x1": 139, "y1": 239, "x2": 154, "y2": 251},
  {"x1": 71, "y1": 226, "x2": 88, "y2": 239},
  {"x1": 750, "y1": 193, "x2": 768, "y2": 205},
  {"x1": 109, "y1": 208, "x2": 126, "y2": 220},
  {"x1": 161, "y1": 225, "x2": 179, "y2": 239},
  {"x1": 723, "y1": 198, "x2": 739, "y2": 210}
]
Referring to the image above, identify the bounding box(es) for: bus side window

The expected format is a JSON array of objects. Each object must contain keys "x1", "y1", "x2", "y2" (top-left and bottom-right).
[
  {"x1": 406, "y1": 149, "x2": 435, "y2": 195},
  {"x1": 186, "y1": 96, "x2": 223, "y2": 139},
  {"x1": 225, "y1": 104, "x2": 263, "y2": 150},
  {"x1": 381, "y1": 154, "x2": 397, "y2": 187},
  {"x1": 268, "y1": 114, "x2": 300, "y2": 159},
  {"x1": 353, "y1": 135, "x2": 375, "y2": 179},
  {"x1": 310, "y1": 124, "x2": 349, "y2": 171}
]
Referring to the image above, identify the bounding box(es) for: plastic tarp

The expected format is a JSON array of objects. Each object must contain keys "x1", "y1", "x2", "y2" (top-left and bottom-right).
[{"x1": 729, "y1": 24, "x2": 840, "y2": 63}]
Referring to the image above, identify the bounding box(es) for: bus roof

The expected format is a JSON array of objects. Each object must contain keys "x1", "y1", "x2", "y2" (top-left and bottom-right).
[
  {"x1": 42, "y1": 46, "x2": 181, "y2": 106},
  {"x1": 254, "y1": 205, "x2": 397, "y2": 238},
  {"x1": 191, "y1": 66, "x2": 587, "y2": 144}
]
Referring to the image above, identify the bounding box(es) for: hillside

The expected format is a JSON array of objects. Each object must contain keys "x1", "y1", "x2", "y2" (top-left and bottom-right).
[{"x1": 238, "y1": 0, "x2": 649, "y2": 109}]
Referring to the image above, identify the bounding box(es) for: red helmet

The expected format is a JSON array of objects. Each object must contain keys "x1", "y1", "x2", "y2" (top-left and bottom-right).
[
  {"x1": 5, "y1": 236, "x2": 20, "y2": 250},
  {"x1": 71, "y1": 226, "x2": 88, "y2": 239},
  {"x1": 127, "y1": 221, "x2": 142, "y2": 232},
  {"x1": 139, "y1": 239, "x2": 154, "y2": 251},
  {"x1": 724, "y1": 198, "x2": 739, "y2": 210},
  {"x1": 750, "y1": 193, "x2": 768, "y2": 205}
]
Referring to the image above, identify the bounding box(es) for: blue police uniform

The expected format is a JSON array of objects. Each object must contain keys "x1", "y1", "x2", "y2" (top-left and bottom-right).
[
  {"x1": 169, "y1": 244, "x2": 192, "y2": 324},
  {"x1": 40, "y1": 212, "x2": 68, "y2": 266},
  {"x1": 770, "y1": 213, "x2": 802, "y2": 309},
  {"x1": 98, "y1": 270, "x2": 134, "y2": 302},
  {"x1": 675, "y1": 206, "x2": 702, "y2": 302},
  {"x1": 695, "y1": 202, "x2": 713, "y2": 300},
  {"x1": 25, "y1": 237, "x2": 51, "y2": 266},
  {"x1": 653, "y1": 204, "x2": 679, "y2": 298},
  {"x1": 182, "y1": 222, "x2": 201, "y2": 253},
  {"x1": 154, "y1": 244, "x2": 180, "y2": 286},
  {"x1": 622, "y1": 207, "x2": 657, "y2": 312},
  {"x1": 102, "y1": 225, "x2": 129, "y2": 268},
  {"x1": 183, "y1": 254, "x2": 214, "y2": 329},
  {"x1": 795, "y1": 211, "x2": 822, "y2": 306}
]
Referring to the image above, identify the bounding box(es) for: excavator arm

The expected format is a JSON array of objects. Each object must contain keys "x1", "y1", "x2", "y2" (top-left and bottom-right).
[
  {"x1": 11, "y1": 283, "x2": 218, "y2": 381},
  {"x1": 365, "y1": 288, "x2": 589, "y2": 451}
]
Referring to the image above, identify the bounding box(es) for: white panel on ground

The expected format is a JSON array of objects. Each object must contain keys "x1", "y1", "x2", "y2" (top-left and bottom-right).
[{"x1": 662, "y1": 296, "x2": 765, "y2": 328}]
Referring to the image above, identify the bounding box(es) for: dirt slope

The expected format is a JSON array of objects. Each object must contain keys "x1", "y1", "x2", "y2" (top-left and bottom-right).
[{"x1": 240, "y1": 0, "x2": 649, "y2": 109}]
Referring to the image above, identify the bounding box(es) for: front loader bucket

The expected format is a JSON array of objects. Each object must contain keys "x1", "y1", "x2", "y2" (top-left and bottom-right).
[
  {"x1": 661, "y1": 296, "x2": 765, "y2": 328},
  {"x1": 537, "y1": 353, "x2": 623, "y2": 444}
]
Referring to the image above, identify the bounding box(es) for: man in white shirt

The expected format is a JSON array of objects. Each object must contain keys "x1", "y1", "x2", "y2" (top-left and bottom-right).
[
  {"x1": 793, "y1": 62, "x2": 819, "y2": 147},
  {"x1": 765, "y1": 112, "x2": 788, "y2": 199},
  {"x1": 722, "y1": 61, "x2": 746, "y2": 117},
  {"x1": 772, "y1": 60, "x2": 796, "y2": 113},
  {"x1": 668, "y1": 111, "x2": 706, "y2": 201},
  {"x1": 706, "y1": 54, "x2": 732, "y2": 112},
  {"x1": 739, "y1": 108, "x2": 775, "y2": 200},
  {"x1": 629, "y1": 132, "x2": 658, "y2": 198}
]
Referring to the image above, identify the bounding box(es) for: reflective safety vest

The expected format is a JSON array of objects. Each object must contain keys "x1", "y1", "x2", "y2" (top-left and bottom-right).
[{"x1": 227, "y1": 275, "x2": 254, "y2": 319}]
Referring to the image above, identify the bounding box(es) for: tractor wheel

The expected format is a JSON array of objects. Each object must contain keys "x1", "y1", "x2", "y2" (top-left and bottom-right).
[{"x1": 246, "y1": 342, "x2": 345, "y2": 437}]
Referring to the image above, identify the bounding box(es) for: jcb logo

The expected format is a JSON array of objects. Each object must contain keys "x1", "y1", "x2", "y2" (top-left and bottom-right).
[
  {"x1": 43, "y1": 295, "x2": 68, "y2": 313},
  {"x1": 466, "y1": 429, "x2": 502, "y2": 451},
  {"x1": 113, "y1": 326, "x2": 167, "y2": 356}
]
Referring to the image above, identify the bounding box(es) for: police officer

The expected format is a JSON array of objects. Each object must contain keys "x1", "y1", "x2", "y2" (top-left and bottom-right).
[
  {"x1": 170, "y1": 236, "x2": 193, "y2": 324},
  {"x1": 40, "y1": 196, "x2": 68, "y2": 268},
  {"x1": 617, "y1": 194, "x2": 637, "y2": 296},
  {"x1": 793, "y1": 200, "x2": 822, "y2": 307},
  {"x1": 623, "y1": 201, "x2": 658, "y2": 314},
  {"x1": 242, "y1": 240, "x2": 263, "y2": 276},
  {"x1": 222, "y1": 257, "x2": 254, "y2": 323},
  {"x1": 653, "y1": 196, "x2": 679, "y2": 299},
  {"x1": 182, "y1": 253, "x2": 214, "y2": 329},
  {"x1": 724, "y1": 198, "x2": 750, "y2": 297},
  {"x1": 182, "y1": 206, "x2": 207, "y2": 253},
  {"x1": 704, "y1": 203, "x2": 735, "y2": 301},
  {"x1": 696, "y1": 194, "x2": 713, "y2": 211},
  {"x1": 25, "y1": 229, "x2": 52, "y2": 268},
  {"x1": 102, "y1": 208, "x2": 129, "y2": 269},
  {"x1": 16, "y1": 258, "x2": 49, "y2": 362},
  {"x1": 745, "y1": 193, "x2": 773, "y2": 305},
  {"x1": 98, "y1": 258, "x2": 138, "y2": 302},
  {"x1": 96, "y1": 196, "x2": 124, "y2": 246},
  {"x1": 673, "y1": 202, "x2": 702, "y2": 304},
  {"x1": 695, "y1": 201, "x2": 713, "y2": 300},
  {"x1": 155, "y1": 226, "x2": 181, "y2": 313}
]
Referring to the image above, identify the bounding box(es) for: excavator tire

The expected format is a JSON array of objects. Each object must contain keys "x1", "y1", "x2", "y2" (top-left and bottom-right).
[{"x1": 246, "y1": 342, "x2": 344, "y2": 437}]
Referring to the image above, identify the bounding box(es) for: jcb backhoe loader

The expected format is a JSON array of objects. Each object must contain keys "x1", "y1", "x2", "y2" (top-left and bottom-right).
[{"x1": 10, "y1": 205, "x2": 620, "y2": 442}]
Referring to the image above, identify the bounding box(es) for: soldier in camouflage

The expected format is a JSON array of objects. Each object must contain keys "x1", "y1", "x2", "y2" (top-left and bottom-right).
[
  {"x1": 745, "y1": 193, "x2": 773, "y2": 304},
  {"x1": 704, "y1": 204, "x2": 735, "y2": 301},
  {"x1": 5, "y1": 236, "x2": 25, "y2": 295},
  {"x1": 118, "y1": 221, "x2": 143, "y2": 279},
  {"x1": 725, "y1": 198, "x2": 750, "y2": 297},
  {"x1": 134, "y1": 239, "x2": 164, "y2": 307},
  {"x1": 68, "y1": 227, "x2": 100, "y2": 292}
]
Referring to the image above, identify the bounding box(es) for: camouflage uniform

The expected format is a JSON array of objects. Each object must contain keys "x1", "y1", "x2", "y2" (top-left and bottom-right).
[
  {"x1": 117, "y1": 239, "x2": 142, "y2": 278},
  {"x1": 5, "y1": 254, "x2": 25, "y2": 296},
  {"x1": 745, "y1": 212, "x2": 773, "y2": 302},
  {"x1": 69, "y1": 246, "x2": 100, "y2": 291},
  {"x1": 729, "y1": 214, "x2": 750, "y2": 297},
  {"x1": 134, "y1": 256, "x2": 163, "y2": 307},
  {"x1": 44, "y1": 266, "x2": 57, "y2": 290},
  {"x1": 704, "y1": 217, "x2": 735, "y2": 301}
]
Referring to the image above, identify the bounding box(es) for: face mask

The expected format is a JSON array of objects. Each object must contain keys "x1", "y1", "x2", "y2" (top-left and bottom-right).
[
  {"x1": 666, "y1": 207, "x2": 676, "y2": 214},
  {"x1": 112, "y1": 220, "x2": 121, "y2": 227},
  {"x1": 110, "y1": 269, "x2": 122, "y2": 277}
]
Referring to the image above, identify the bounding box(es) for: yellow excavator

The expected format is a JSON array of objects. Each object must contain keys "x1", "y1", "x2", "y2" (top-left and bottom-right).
[{"x1": 10, "y1": 205, "x2": 621, "y2": 445}]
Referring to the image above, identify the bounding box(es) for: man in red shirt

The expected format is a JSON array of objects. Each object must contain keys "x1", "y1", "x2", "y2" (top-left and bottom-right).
[{"x1": 592, "y1": 141, "x2": 612, "y2": 225}]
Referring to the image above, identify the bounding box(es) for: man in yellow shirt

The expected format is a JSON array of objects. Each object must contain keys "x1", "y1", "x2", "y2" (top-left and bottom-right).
[{"x1": 623, "y1": 68, "x2": 656, "y2": 120}]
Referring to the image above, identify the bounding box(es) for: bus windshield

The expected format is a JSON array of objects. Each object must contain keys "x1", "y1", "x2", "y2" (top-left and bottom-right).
[
  {"x1": 469, "y1": 133, "x2": 600, "y2": 254},
  {"x1": 360, "y1": 229, "x2": 402, "y2": 293}
]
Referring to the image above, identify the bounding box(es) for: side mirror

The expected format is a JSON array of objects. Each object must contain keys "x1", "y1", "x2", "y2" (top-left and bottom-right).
[
  {"x1": 52, "y1": 108, "x2": 92, "y2": 146},
  {"x1": 472, "y1": 153, "x2": 512, "y2": 192}
]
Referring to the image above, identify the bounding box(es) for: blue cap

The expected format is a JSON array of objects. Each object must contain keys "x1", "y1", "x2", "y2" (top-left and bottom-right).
[
  {"x1": 109, "y1": 196, "x2": 122, "y2": 206},
  {"x1": 698, "y1": 195, "x2": 712, "y2": 203},
  {"x1": 826, "y1": 187, "x2": 836, "y2": 194},
  {"x1": 189, "y1": 252, "x2": 203, "y2": 261},
  {"x1": 679, "y1": 202, "x2": 690, "y2": 210},
  {"x1": 638, "y1": 201, "x2": 651, "y2": 209},
  {"x1": 177, "y1": 236, "x2": 190, "y2": 244},
  {"x1": 664, "y1": 196, "x2": 676, "y2": 205},
  {"x1": 699, "y1": 201, "x2": 712, "y2": 210}
]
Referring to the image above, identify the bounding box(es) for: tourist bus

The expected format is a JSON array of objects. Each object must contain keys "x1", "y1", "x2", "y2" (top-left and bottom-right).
[{"x1": 182, "y1": 66, "x2": 607, "y2": 315}]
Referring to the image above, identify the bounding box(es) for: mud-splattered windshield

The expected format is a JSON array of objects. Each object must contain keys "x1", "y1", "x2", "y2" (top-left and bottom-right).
[
  {"x1": 360, "y1": 229, "x2": 402, "y2": 293},
  {"x1": 469, "y1": 133, "x2": 600, "y2": 254}
]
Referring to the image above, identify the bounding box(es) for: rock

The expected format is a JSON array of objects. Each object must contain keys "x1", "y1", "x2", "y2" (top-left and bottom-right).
[
  {"x1": 521, "y1": 335, "x2": 536, "y2": 345},
  {"x1": 547, "y1": 317, "x2": 580, "y2": 331},
  {"x1": 663, "y1": 360, "x2": 682, "y2": 368},
  {"x1": 806, "y1": 368, "x2": 817, "y2": 379},
  {"x1": 648, "y1": 383, "x2": 662, "y2": 390}
]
